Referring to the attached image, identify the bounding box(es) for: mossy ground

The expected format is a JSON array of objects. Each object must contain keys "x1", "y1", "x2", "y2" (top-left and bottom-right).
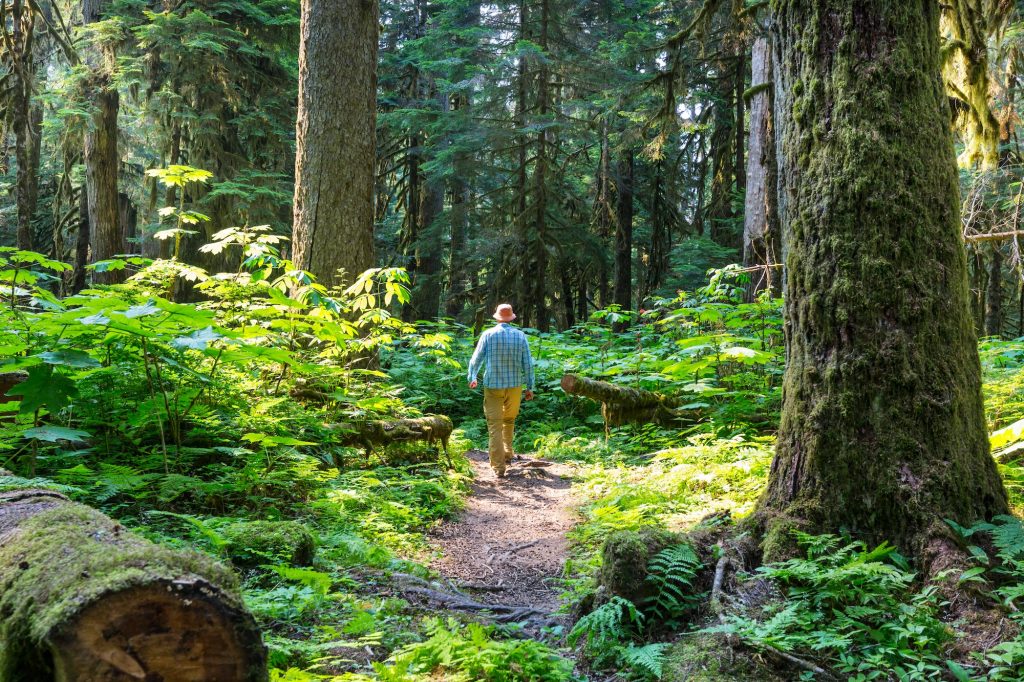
[
  {"x1": 220, "y1": 519, "x2": 317, "y2": 567},
  {"x1": 662, "y1": 633, "x2": 787, "y2": 682}
]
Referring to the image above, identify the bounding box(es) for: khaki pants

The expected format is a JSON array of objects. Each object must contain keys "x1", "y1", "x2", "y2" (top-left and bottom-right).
[{"x1": 483, "y1": 388, "x2": 522, "y2": 474}]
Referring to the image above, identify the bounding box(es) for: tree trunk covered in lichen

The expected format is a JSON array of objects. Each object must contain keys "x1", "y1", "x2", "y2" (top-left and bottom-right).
[{"x1": 757, "y1": 0, "x2": 1008, "y2": 557}]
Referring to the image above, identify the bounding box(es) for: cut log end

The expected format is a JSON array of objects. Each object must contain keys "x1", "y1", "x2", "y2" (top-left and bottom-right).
[
  {"x1": 0, "y1": 490, "x2": 267, "y2": 682},
  {"x1": 52, "y1": 580, "x2": 265, "y2": 682}
]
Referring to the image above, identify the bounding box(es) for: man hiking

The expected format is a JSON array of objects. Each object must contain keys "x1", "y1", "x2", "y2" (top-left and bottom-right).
[{"x1": 467, "y1": 304, "x2": 535, "y2": 479}]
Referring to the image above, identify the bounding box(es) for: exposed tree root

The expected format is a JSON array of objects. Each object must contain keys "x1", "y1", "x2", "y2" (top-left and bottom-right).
[{"x1": 393, "y1": 573, "x2": 558, "y2": 627}]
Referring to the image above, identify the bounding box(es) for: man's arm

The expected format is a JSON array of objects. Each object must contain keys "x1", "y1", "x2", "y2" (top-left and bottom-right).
[
  {"x1": 522, "y1": 336, "x2": 535, "y2": 394},
  {"x1": 467, "y1": 333, "x2": 488, "y2": 386}
]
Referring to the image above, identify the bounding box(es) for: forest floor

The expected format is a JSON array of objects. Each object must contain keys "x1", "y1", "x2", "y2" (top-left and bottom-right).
[{"x1": 427, "y1": 448, "x2": 578, "y2": 625}]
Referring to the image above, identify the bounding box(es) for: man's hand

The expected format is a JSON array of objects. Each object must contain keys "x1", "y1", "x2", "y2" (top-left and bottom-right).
[
  {"x1": 469, "y1": 380, "x2": 478, "y2": 389},
  {"x1": 524, "y1": 390, "x2": 534, "y2": 401}
]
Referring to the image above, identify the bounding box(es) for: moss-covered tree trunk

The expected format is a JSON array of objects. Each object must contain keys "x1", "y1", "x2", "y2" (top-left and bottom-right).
[
  {"x1": 0, "y1": 488, "x2": 266, "y2": 681},
  {"x1": 757, "y1": 0, "x2": 1008, "y2": 557}
]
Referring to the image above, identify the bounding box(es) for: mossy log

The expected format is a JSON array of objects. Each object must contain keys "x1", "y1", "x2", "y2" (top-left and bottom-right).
[
  {"x1": 560, "y1": 374, "x2": 692, "y2": 427},
  {"x1": 328, "y1": 415, "x2": 453, "y2": 464},
  {"x1": 0, "y1": 488, "x2": 267, "y2": 681}
]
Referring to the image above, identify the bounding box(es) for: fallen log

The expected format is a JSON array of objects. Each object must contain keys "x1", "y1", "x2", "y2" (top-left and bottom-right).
[
  {"x1": 328, "y1": 414, "x2": 454, "y2": 465},
  {"x1": 0, "y1": 488, "x2": 266, "y2": 681},
  {"x1": 561, "y1": 373, "x2": 691, "y2": 427},
  {"x1": 561, "y1": 373, "x2": 680, "y2": 409}
]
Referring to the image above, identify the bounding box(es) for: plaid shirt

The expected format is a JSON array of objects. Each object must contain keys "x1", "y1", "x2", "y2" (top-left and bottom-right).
[{"x1": 467, "y1": 323, "x2": 536, "y2": 390}]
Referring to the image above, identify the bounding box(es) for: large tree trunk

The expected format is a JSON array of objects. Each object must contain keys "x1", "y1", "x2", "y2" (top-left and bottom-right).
[
  {"x1": 11, "y1": 0, "x2": 36, "y2": 251},
  {"x1": 72, "y1": 186, "x2": 90, "y2": 294},
  {"x1": 446, "y1": 93, "x2": 471, "y2": 320},
  {"x1": 443, "y1": 2, "x2": 480, "y2": 320},
  {"x1": 706, "y1": 54, "x2": 739, "y2": 249},
  {"x1": 527, "y1": 0, "x2": 551, "y2": 332},
  {"x1": 0, "y1": 488, "x2": 266, "y2": 681},
  {"x1": 742, "y1": 35, "x2": 781, "y2": 300},
  {"x1": 85, "y1": 86, "x2": 123, "y2": 283},
  {"x1": 613, "y1": 152, "x2": 634, "y2": 320},
  {"x1": 292, "y1": 0, "x2": 378, "y2": 288},
  {"x1": 985, "y1": 246, "x2": 1004, "y2": 338},
  {"x1": 410, "y1": 161, "x2": 445, "y2": 321},
  {"x1": 757, "y1": 0, "x2": 1008, "y2": 557},
  {"x1": 83, "y1": 0, "x2": 123, "y2": 283},
  {"x1": 593, "y1": 122, "x2": 613, "y2": 309}
]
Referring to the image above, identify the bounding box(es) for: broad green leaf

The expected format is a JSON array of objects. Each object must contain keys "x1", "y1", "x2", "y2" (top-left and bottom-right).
[
  {"x1": 171, "y1": 327, "x2": 223, "y2": 351},
  {"x1": 35, "y1": 350, "x2": 100, "y2": 368},
  {"x1": 6, "y1": 364, "x2": 77, "y2": 414},
  {"x1": 23, "y1": 425, "x2": 91, "y2": 443}
]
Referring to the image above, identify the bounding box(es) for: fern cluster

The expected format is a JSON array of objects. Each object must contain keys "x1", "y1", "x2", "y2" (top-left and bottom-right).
[
  {"x1": 949, "y1": 516, "x2": 1024, "y2": 679},
  {"x1": 379, "y1": 618, "x2": 575, "y2": 682},
  {"x1": 709, "y1": 532, "x2": 953, "y2": 681},
  {"x1": 569, "y1": 541, "x2": 701, "y2": 680}
]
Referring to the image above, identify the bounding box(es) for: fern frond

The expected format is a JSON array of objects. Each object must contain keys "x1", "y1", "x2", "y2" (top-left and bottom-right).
[
  {"x1": 645, "y1": 542, "x2": 702, "y2": 622},
  {"x1": 621, "y1": 642, "x2": 669, "y2": 680}
]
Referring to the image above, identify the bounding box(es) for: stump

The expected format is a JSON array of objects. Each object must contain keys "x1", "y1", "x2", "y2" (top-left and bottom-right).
[{"x1": 0, "y1": 488, "x2": 267, "y2": 681}]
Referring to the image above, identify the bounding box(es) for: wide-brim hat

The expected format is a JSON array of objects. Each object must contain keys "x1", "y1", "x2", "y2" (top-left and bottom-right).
[{"x1": 493, "y1": 304, "x2": 516, "y2": 321}]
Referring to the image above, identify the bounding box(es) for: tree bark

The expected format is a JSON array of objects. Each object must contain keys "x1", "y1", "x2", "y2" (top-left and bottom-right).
[
  {"x1": 757, "y1": 0, "x2": 1008, "y2": 557},
  {"x1": 707, "y1": 54, "x2": 739, "y2": 249},
  {"x1": 985, "y1": 246, "x2": 1003, "y2": 337},
  {"x1": 613, "y1": 152, "x2": 634, "y2": 320},
  {"x1": 527, "y1": 0, "x2": 551, "y2": 331},
  {"x1": 447, "y1": 93, "x2": 471, "y2": 319},
  {"x1": 593, "y1": 122, "x2": 613, "y2": 308},
  {"x1": 85, "y1": 86, "x2": 123, "y2": 283},
  {"x1": 444, "y1": 1, "x2": 480, "y2": 320},
  {"x1": 72, "y1": 185, "x2": 90, "y2": 294},
  {"x1": 742, "y1": 35, "x2": 781, "y2": 300},
  {"x1": 411, "y1": 161, "x2": 445, "y2": 321},
  {"x1": 11, "y1": 0, "x2": 36, "y2": 251},
  {"x1": 82, "y1": 0, "x2": 123, "y2": 284},
  {"x1": 0, "y1": 489, "x2": 266, "y2": 681},
  {"x1": 292, "y1": 0, "x2": 378, "y2": 288}
]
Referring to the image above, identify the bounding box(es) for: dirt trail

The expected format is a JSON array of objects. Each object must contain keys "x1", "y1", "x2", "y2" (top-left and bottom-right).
[{"x1": 428, "y1": 449, "x2": 578, "y2": 620}]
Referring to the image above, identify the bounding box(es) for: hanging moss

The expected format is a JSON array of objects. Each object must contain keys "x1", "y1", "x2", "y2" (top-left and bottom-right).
[{"x1": 220, "y1": 519, "x2": 317, "y2": 568}]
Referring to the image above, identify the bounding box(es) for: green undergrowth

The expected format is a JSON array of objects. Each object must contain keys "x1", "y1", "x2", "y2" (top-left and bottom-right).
[{"x1": 4, "y1": 242, "x2": 1024, "y2": 680}]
